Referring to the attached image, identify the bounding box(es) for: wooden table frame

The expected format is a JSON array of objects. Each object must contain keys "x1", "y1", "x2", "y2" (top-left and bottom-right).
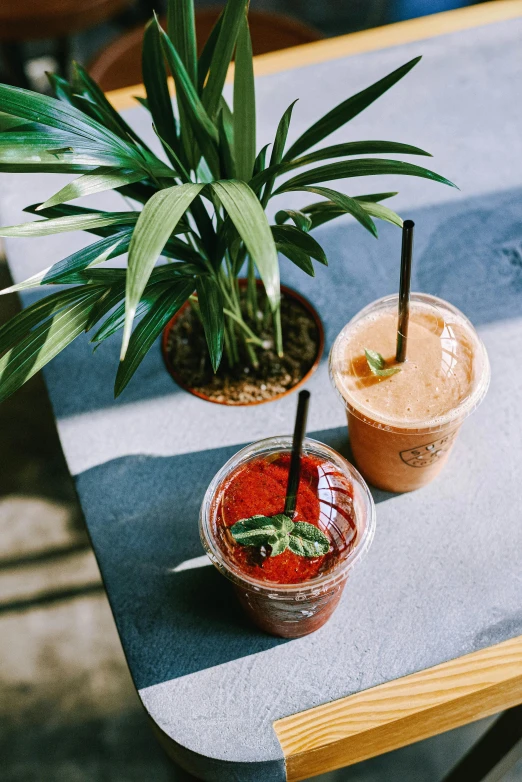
[
  {"x1": 104, "y1": 2, "x2": 522, "y2": 778},
  {"x1": 276, "y1": 636, "x2": 522, "y2": 780}
]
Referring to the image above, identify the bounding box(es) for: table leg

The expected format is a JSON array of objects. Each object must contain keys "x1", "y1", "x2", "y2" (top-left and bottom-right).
[{"x1": 441, "y1": 703, "x2": 522, "y2": 782}]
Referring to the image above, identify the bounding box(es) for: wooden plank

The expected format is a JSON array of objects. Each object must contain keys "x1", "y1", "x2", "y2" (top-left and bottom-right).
[
  {"x1": 274, "y1": 635, "x2": 522, "y2": 782},
  {"x1": 105, "y1": 0, "x2": 522, "y2": 111}
]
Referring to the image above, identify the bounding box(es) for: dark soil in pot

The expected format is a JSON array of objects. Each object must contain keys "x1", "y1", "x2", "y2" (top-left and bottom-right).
[{"x1": 162, "y1": 284, "x2": 324, "y2": 405}]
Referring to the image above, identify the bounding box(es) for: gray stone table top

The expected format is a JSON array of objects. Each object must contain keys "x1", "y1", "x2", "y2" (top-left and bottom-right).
[{"x1": 2, "y1": 14, "x2": 522, "y2": 782}]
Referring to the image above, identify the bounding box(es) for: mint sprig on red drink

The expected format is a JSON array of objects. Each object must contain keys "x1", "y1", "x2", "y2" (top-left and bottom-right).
[
  {"x1": 230, "y1": 514, "x2": 330, "y2": 558},
  {"x1": 365, "y1": 348, "x2": 401, "y2": 377}
]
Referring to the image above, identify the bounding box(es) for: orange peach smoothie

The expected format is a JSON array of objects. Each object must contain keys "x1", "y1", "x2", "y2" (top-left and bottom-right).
[{"x1": 329, "y1": 294, "x2": 490, "y2": 492}]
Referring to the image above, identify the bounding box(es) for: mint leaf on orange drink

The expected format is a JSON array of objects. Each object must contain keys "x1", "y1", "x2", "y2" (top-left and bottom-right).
[{"x1": 365, "y1": 348, "x2": 401, "y2": 377}]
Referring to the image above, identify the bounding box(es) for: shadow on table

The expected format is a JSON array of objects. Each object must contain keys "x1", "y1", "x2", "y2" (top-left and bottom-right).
[
  {"x1": 39, "y1": 186, "x2": 522, "y2": 418},
  {"x1": 75, "y1": 426, "x2": 395, "y2": 690}
]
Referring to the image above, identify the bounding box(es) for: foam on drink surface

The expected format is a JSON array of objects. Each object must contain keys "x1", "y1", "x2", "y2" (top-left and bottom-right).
[{"x1": 332, "y1": 302, "x2": 476, "y2": 428}]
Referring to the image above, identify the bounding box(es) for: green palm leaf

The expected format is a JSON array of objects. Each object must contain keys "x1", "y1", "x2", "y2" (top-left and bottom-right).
[
  {"x1": 274, "y1": 209, "x2": 312, "y2": 232},
  {"x1": 276, "y1": 243, "x2": 315, "y2": 277},
  {"x1": 0, "y1": 111, "x2": 32, "y2": 130},
  {"x1": 0, "y1": 83, "x2": 111, "y2": 141},
  {"x1": 121, "y1": 182, "x2": 204, "y2": 358},
  {"x1": 0, "y1": 211, "x2": 139, "y2": 238},
  {"x1": 260, "y1": 99, "x2": 297, "y2": 203},
  {"x1": 217, "y1": 110, "x2": 236, "y2": 178},
  {"x1": 168, "y1": 0, "x2": 197, "y2": 86},
  {"x1": 91, "y1": 263, "x2": 198, "y2": 346},
  {"x1": 287, "y1": 140, "x2": 432, "y2": 169},
  {"x1": 71, "y1": 62, "x2": 145, "y2": 147},
  {"x1": 46, "y1": 72, "x2": 74, "y2": 104},
  {"x1": 67, "y1": 268, "x2": 126, "y2": 285},
  {"x1": 0, "y1": 286, "x2": 103, "y2": 403},
  {"x1": 352, "y1": 192, "x2": 398, "y2": 202},
  {"x1": 37, "y1": 168, "x2": 146, "y2": 211},
  {"x1": 0, "y1": 130, "x2": 136, "y2": 172},
  {"x1": 273, "y1": 158, "x2": 457, "y2": 194},
  {"x1": 196, "y1": 275, "x2": 224, "y2": 371},
  {"x1": 301, "y1": 202, "x2": 343, "y2": 230},
  {"x1": 233, "y1": 13, "x2": 255, "y2": 181},
  {"x1": 286, "y1": 186, "x2": 377, "y2": 237},
  {"x1": 25, "y1": 201, "x2": 191, "y2": 238},
  {"x1": 197, "y1": 10, "x2": 223, "y2": 93},
  {"x1": 201, "y1": 0, "x2": 247, "y2": 119},
  {"x1": 271, "y1": 225, "x2": 327, "y2": 264},
  {"x1": 158, "y1": 20, "x2": 220, "y2": 175},
  {"x1": 357, "y1": 200, "x2": 403, "y2": 228},
  {"x1": 0, "y1": 286, "x2": 96, "y2": 354},
  {"x1": 211, "y1": 180, "x2": 280, "y2": 310},
  {"x1": 253, "y1": 144, "x2": 270, "y2": 177},
  {"x1": 162, "y1": 236, "x2": 204, "y2": 265},
  {"x1": 68, "y1": 67, "x2": 173, "y2": 181},
  {"x1": 116, "y1": 280, "x2": 194, "y2": 396},
  {"x1": 283, "y1": 57, "x2": 422, "y2": 160},
  {"x1": 143, "y1": 19, "x2": 182, "y2": 167},
  {"x1": 301, "y1": 192, "x2": 400, "y2": 230},
  {"x1": 0, "y1": 229, "x2": 133, "y2": 294},
  {"x1": 91, "y1": 282, "x2": 166, "y2": 345},
  {"x1": 0, "y1": 83, "x2": 144, "y2": 172},
  {"x1": 85, "y1": 283, "x2": 126, "y2": 332}
]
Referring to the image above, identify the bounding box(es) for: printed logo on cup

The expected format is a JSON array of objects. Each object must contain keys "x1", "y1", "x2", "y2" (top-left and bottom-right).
[{"x1": 400, "y1": 429, "x2": 459, "y2": 468}]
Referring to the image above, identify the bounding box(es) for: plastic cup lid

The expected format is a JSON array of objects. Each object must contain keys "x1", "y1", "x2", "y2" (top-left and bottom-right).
[{"x1": 329, "y1": 293, "x2": 490, "y2": 433}]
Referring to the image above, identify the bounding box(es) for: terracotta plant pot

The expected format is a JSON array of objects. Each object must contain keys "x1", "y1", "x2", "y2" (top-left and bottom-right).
[{"x1": 162, "y1": 281, "x2": 324, "y2": 406}]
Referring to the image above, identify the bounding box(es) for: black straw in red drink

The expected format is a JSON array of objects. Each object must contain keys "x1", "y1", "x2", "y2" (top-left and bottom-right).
[{"x1": 284, "y1": 390, "x2": 310, "y2": 517}]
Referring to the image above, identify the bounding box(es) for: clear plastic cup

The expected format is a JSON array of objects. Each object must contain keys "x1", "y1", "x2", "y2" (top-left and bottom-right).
[
  {"x1": 200, "y1": 436, "x2": 376, "y2": 638},
  {"x1": 329, "y1": 293, "x2": 491, "y2": 493}
]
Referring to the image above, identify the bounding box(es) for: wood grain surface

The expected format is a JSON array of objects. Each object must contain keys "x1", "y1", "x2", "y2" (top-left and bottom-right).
[
  {"x1": 274, "y1": 635, "x2": 522, "y2": 781},
  {"x1": 105, "y1": 0, "x2": 522, "y2": 111}
]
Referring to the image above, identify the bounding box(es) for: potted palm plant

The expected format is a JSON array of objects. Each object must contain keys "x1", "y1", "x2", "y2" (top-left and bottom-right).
[{"x1": 0, "y1": 0, "x2": 454, "y2": 405}]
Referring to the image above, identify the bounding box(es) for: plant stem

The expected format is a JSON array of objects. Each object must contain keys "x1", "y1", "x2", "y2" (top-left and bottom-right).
[
  {"x1": 246, "y1": 256, "x2": 257, "y2": 319},
  {"x1": 226, "y1": 316, "x2": 239, "y2": 364},
  {"x1": 223, "y1": 308, "x2": 264, "y2": 347},
  {"x1": 244, "y1": 339, "x2": 259, "y2": 369},
  {"x1": 263, "y1": 295, "x2": 271, "y2": 329},
  {"x1": 274, "y1": 305, "x2": 283, "y2": 357},
  {"x1": 223, "y1": 321, "x2": 233, "y2": 366},
  {"x1": 217, "y1": 248, "x2": 266, "y2": 370}
]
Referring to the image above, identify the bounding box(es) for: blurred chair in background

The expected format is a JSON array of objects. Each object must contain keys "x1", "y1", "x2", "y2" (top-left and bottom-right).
[
  {"x1": 88, "y1": 7, "x2": 323, "y2": 92},
  {"x1": 0, "y1": 0, "x2": 134, "y2": 87}
]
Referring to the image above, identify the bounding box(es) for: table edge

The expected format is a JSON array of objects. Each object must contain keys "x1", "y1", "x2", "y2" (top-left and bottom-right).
[
  {"x1": 105, "y1": 0, "x2": 522, "y2": 111},
  {"x1": 274, "y1": 634, "x2": 522, "y2": 781}
]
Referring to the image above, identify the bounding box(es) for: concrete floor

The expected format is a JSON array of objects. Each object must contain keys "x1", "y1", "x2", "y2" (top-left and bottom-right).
[{"x1": 1, "y1": 255, "x2": 521, "y2": 781}]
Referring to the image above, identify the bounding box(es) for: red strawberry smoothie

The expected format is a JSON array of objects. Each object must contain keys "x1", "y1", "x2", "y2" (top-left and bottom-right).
[{"x1": 200, "y1": 438, "x2": 375, "y2": 637}]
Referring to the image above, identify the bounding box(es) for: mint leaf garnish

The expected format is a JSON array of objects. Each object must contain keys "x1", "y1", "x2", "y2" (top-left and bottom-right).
[
  {"x1": 288, "y1": 522, "x2": 331, "y2": 557},
  {"x1": 229, "y1": 513, "x2": 330, "y2": 558},
  {"x1": 365, "y1": 348, "x2": 401, "y2": 377},
  {"x1": 228, "y1": 514, "x2": 292, "y2": 549}
]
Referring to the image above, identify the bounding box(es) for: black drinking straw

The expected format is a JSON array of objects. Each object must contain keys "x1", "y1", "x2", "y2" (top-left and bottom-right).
[
  {"x1": 284, "y1": 390, "x2": 310, "y2": 518},
  {"x1": 396, "y1": 219, "x2": 415, "y2": 363}
]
